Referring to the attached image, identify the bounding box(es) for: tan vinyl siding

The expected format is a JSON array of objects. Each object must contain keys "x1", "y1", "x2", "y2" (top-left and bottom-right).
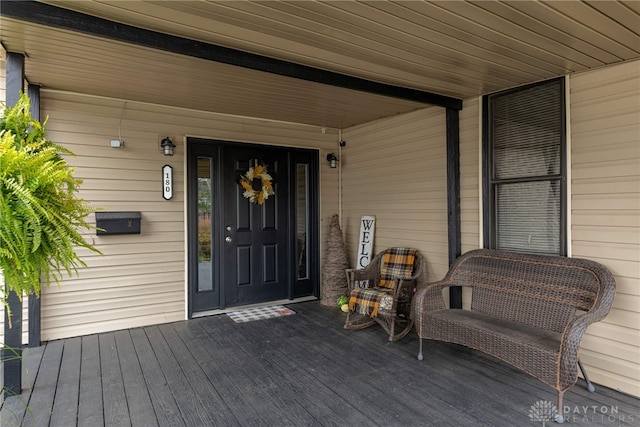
[
  {"x1": 341, "y1": 107, "x2": 449, "y2": 282},
  {"x1": 340, "y1": 98, "x2": 480, "y2": 294},
  {"x1": 459, "y1": 97, "x2": 482, "y2": 309},
  {"x1": 2, "y1": 90, "x2": 338, "y2": 342},
  {"x1": 569, "y1": 60, "x2": 640, "y2": 397},
  {"x1": 459, "y1": 97, "x2": 481, "y2": 254}
]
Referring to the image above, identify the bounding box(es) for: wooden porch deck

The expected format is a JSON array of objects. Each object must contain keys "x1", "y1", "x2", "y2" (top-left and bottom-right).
[{"x1": 1, "y1": 301, "x2": 638, "y2": 426}]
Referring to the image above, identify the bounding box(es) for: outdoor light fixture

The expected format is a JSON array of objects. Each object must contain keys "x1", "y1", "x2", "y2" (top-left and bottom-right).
[
  {"x1": 160, "y1": 137, "x2": 176, "y2": 156},
  {"x1": 326, "y1": 153, "x2": 338, "y2": 168}
]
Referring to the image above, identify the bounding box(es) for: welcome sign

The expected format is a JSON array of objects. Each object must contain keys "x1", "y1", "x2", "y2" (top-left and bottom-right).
[
  {"x1": 354, "y1": 215, "x2": 375, "y2": 288},
  {"x1": 357, "y1": 215, "x2": 375, "y2": 269}
]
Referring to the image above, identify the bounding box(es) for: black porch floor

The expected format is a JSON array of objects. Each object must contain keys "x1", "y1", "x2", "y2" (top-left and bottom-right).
[{"x1": 1, "y1": 301, "x2": 638, "y2": 426}]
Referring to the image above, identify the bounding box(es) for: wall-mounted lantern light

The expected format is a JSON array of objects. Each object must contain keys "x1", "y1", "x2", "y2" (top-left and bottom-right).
[
  {"x1": 160, "y1": 137, "x2": 176, "y2": 156},
  {"x1": 326, "y1": 152, "x2": 338, "y2": 168}
]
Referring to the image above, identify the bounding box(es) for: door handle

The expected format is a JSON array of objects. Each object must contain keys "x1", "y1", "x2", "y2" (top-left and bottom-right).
[{"x1": 225, "y1": 236, "x2": 232, "y2": 243}]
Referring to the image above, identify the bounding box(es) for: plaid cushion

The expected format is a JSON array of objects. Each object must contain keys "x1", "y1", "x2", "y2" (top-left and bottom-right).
[
  {"x1": 349, "y1": 287, "x2": 393, "y2": 317},
  {"x1": 378, "y1": 247, "x2": 417, "y2": 289}
]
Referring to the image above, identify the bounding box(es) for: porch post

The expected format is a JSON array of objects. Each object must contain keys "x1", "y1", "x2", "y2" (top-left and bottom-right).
[
  {"x1": 27, "y1": 83, "x2": 42, "y2": 348},
  {"x1": 3, "y1": 52, "x2": 25, "y2": 395},
  {"x1": 446, "y1": 107, "x2": 462, "y2": 309}
]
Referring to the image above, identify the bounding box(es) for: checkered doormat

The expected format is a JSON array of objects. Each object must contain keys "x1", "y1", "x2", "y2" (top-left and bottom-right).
[{"x1": 226, "y1": 305, "x2": 296, "y2": 323}]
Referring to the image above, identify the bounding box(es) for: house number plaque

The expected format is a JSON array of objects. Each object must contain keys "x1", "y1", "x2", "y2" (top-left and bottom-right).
[{"x1": 162, "y1": 165, "x2": 173, "y2": 200}]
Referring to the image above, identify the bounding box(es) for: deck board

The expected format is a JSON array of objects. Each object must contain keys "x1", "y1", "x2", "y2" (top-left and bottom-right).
[
  {"x1": 50, "y1": 337, "x2": 81, "y2": 427},
  {"x1": 213, "y1": 317, "x2": 363, "y2": 425},
  {"x1": 188, "y1": 317, "x2": 310, "y2": 426},
  {"x1": 0, "y1": 344, "x2": 44, "y2": 427},
  {"x1": 99, "y1": 333, "x2": 130, "y2": 427},
  {"x1": 145, "y1": 326, "x2": 213, "y2": 426},
  {"x1": 22, "y1": 339, "x2": 63, "y2": 427},
  {"x1": 128, "y1": 328, "x2": 184, "y2": 427},
  {"x1": 113, "y1": 330, "x2": 157, "y2": 427},
  {"x1": 257, "y1": 310, "x2": 437, "y2": 425},
  {"x1": 1, "y1": 301, "x2": 639, "y2": 426},
  {"x1": 77, "y1": 335, "x2": 104, "y2": 427},
  {"x1": 220, "y1": 316, "x2": 358, "y2": 425},
  {"x1": 157, "y1": 323, "x2": 237, "y2": 426},
  {"x1": 172, "y1": 320, "x2": 259, "y2": 425}
]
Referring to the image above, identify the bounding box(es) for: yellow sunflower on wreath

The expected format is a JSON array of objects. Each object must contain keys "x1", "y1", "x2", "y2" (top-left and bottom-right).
[{"x1": 239, "y1": 163, "x2": 274, "y2": 205}]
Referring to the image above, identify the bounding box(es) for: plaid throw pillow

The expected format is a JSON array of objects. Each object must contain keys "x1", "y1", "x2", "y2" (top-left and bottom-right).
[{"x1": 378, "y1": 247, "x2": 417, "y2": 289}]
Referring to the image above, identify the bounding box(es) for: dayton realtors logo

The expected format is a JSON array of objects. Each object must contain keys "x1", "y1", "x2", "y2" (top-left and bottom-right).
[
  {"x1": 529, "y1": 400, "x2": 635, "y2": 425},
  {"x1": 528, "y1": 400, "x2": 557, "y2": 426}
]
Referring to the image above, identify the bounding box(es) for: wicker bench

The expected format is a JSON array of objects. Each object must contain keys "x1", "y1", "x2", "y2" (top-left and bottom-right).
[{"x1": 414, "y1": 249, "x2": 616, "y2": 423}]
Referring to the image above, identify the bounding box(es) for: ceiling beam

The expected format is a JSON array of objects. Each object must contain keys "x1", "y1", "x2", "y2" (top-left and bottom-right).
[{"x1": 1, "y1": 1, "x2": 463, "y2": 110}]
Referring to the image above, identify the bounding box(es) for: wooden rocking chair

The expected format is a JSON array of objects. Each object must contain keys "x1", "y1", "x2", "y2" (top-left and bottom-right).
[{"x1": 344, "y1": 248, "x2": 425, "y2": 341}]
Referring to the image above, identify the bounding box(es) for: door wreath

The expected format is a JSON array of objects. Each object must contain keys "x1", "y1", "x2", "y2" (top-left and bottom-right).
[{"x1": 239, "y1": 162, "x2": 274, "y2": 205}]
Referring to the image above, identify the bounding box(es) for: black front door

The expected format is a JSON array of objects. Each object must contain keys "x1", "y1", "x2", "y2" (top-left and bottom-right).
[
  {"x1": 187, "y1": 139, "x2": 319, "y2": 315},
  {"x1": 222, "y1": 146, "x2": 289, "y2": 307}
]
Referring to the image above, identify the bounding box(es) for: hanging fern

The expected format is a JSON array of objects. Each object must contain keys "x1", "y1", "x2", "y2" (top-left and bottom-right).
[{"x1": 0, "y1": 93, "x2": 100, "y2": 310}]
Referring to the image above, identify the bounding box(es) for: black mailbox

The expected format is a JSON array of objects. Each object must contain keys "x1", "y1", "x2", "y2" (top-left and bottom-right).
[{"x1": 96, "y1": 211, "x2": 141, "y2": 235}]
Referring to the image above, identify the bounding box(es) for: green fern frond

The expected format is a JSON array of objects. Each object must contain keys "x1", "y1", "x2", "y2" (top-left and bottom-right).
[{"x1": 0, "y1": 93, "x2": 101, "y2": 302}]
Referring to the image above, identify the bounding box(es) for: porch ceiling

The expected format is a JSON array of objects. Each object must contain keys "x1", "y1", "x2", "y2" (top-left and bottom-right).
[{"x1": 1, "y1": 1, "x2": 639, "y2": 129}]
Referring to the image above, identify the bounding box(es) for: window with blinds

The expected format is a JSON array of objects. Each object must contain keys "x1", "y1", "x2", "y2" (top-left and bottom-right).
[{"x1": 484, "y1": 78, "x2": 566, "y2": 256}]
